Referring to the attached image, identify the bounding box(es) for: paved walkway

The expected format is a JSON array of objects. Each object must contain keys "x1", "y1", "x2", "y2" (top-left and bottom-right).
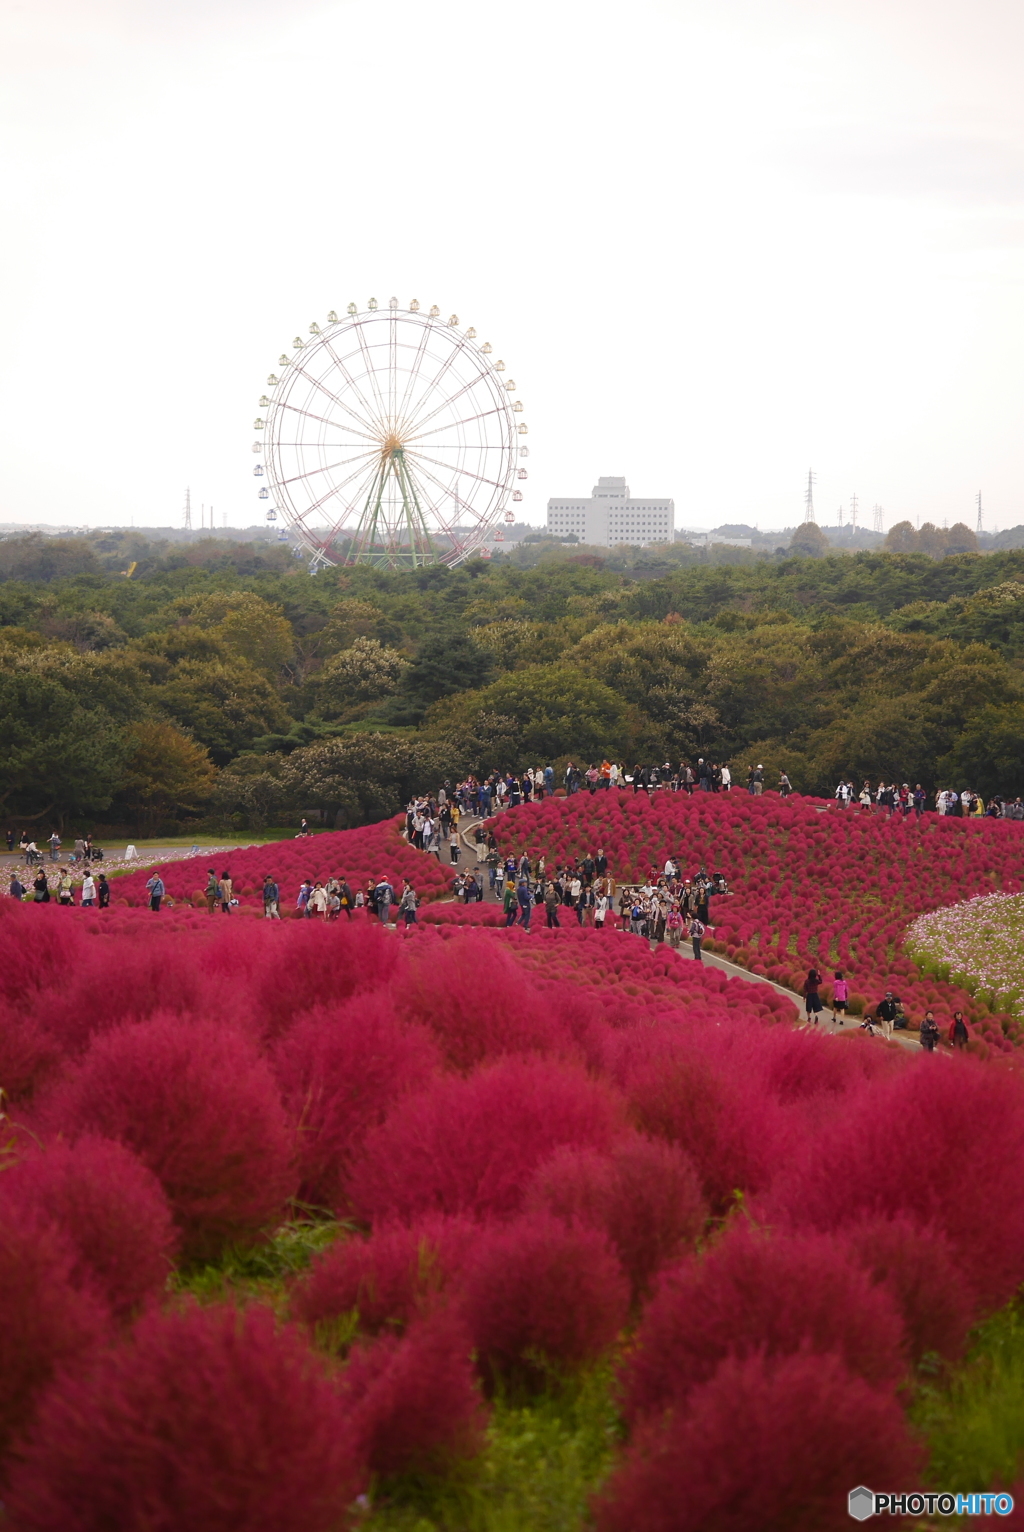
[{"x1": 452, "y1": 811, "x2": 919, "y2": 1050}]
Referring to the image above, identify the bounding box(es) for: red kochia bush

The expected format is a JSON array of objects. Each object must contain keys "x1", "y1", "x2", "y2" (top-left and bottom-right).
[
  {"x1": 271, "y1": 996, "x2": 441, "y2": 1210},
  {"x1": 349, "y1": 1058, "x2": 625, "y2": 1221},
  {"x1": 620, "y1": 1226, "x2": 907, "y2": 1426},
  {"x1": 390, "y1": 936, "x2": 563, "y2": 1070},
  {"x1": 527, "y1": 1135, "x2": 707, "y2": 1301},
  {"x1": 462, "y1": 1212, "x2": 630, "y2": 1386},
  {"x1": 342, "y1": 1313, "x2": 487, "y2": 1477},
  {"x1": 252, "y1": 919, "x2": 399, "y2": 1041},
  {"x1": 596, "y1": 1352, "x2": 924, "y2": 1532},
  {"x1": 0, "y1": 1216, "x2": 109, "y2": 1466},
  {"x1": 54, "y1": 1016, "x2": 297, "y2": 1261},
  {"x1": 292, "y1": 1216, "x2": 477, "y2": 1338},
  {"x1": 765, "y1": 1056, "x2": 1024, "y2": 1310},
  {"x1": 616, "y1": 1033, "x2": 790, "y2": 1213},
  {"x1": 5, "y1": 1303, "x2": 363, "y2": 1532},
  {"x1": 843, "y1": 1215, "x2": 975, "y2": 1364},
  {"x1": 0, "y1": 1137, "x2": 178, "y2": 1318}
]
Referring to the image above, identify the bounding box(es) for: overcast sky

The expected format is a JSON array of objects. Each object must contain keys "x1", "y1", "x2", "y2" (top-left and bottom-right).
[{"x1": 3, "y1": 0, "x2": 1024, "y2": 532}]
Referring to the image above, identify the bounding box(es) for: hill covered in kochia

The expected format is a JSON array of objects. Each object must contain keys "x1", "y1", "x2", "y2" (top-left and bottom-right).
[{"x1": 5, "y1": 530, "x2": 1024, "y2": 827}]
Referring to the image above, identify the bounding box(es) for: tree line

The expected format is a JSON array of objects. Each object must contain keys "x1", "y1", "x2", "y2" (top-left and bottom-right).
[{"x1": 4, "y1": 529, "x2": 1024, "y2": 832}]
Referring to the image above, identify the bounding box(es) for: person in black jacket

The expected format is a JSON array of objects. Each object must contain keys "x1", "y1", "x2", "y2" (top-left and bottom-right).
[{"x1": 876, "y1": 991, "x2": 901, "y2": 1040}]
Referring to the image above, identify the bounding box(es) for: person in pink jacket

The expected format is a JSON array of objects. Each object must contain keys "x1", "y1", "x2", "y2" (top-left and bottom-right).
[{"x1": 831, "y1": 971, "x2": 850, "y2": 1024}]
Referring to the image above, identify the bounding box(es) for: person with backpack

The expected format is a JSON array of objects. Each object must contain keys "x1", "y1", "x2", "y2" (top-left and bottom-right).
[
  {"x1": 803, "y1": 967, "x2": 824, "y2": 1023},
  {"x1": 146, "y1": 873, "x2": 165, "y2": 913},
  {"x1": 400, "y1": 880, "x2": 419, "y2": 932},
  {"x1": 689, "y1": 914, "x2": 706, "y2": 961},
  {"x1": 262, "y1": 875, "x2": 280, "y2": 920}
]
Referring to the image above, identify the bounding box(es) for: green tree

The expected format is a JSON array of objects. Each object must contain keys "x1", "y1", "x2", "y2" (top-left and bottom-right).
[
  {"x1": 789, "y1": 522, "x2": 830, "y2": 557},
  {"x1": 153, "y1": 659, "x2": 292, "y2": 765},
  {"x1": 403, "y1": 632, "x2": 494, "y2": 711},
  {"x1": 436, "y1": 664, "x2": 636, "y2": 762},
  {"x1": 0, "y1": 662, "x2": 128, "y2": 822},
  {"x1": 281, "y1": 734, "x2": 459, "y2": 826},
  {"x1": 886, "y1": 521, "x2": 919, "y2": 553},
  {"x1": 118, "y1": 720, "x2": 217, "y2": 829},
  {"x1": 169, "y1": 592, "x2": 295, "y2": 677},
  {"x1": 937, "y1": 703, "x2": 1024, "y2": 799},
  {"x1": 313, "y1": 637, "x2": 410, "y2": 717}
]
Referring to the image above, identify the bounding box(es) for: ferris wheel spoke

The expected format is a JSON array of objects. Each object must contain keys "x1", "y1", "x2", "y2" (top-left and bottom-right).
[
  {"x1": 404, "y1": 405, "x2": 507, "y2": 444},
  {"x1": 395, "y1": 333, "x2": 472, "y2": 432},
  {"x1": 284, "y1": 362, "x2": 381, "y2": 438},
  {"x1": 403, "y1": 367, "x2": 497, "y2": 437},
  {"x1": 274, "y1": 400, "x2": 380, "y2": 445},
  {"x1": 402, "y1": 457, "x2": 489, "y2": 526},
  {"x1": 278, "y1": 449, "x2": 379, "y2": 492},
  {"x1": 404, "y1": 448, "x2": 507, "y2": 497},
  {"x1": 315, "y1": 335, "x2": 388, "y2": 433},
  {"x1": 393, "y1": 324, "x2": 434, "y2": 435},
  {"x1": 351, "y1": 322, "x2": 392, "y2": 431},
  {"x1": 291, "y1": 457, "x2": 382, "y2": 525}
]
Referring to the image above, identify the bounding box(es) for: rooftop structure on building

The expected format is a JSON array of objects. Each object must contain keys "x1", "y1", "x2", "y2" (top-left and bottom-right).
[{"x1": 547, "y1": 477, "x2": 674, "y2": 547}]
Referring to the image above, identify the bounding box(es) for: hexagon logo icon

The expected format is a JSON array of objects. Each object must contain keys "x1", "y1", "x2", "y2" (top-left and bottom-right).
[{"x1": 848, "y1": 1485, "x2": 875, "y2": 1521}]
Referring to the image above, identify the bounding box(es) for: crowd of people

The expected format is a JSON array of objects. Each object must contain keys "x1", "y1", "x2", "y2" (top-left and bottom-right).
[
  {"x1": 801, "y1": 971, "x2": 973, "y2": 1051},
  {"x1": 833, "y1": 781, "x2": 1024, "y2": 818}
]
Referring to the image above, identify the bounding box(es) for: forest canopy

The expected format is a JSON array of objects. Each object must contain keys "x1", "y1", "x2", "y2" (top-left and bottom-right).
[{"x1": 5, "y1": 529, "x2": 1024, "y2": 829}]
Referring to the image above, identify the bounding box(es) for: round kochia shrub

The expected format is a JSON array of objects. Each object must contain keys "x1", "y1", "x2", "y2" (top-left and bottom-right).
[
  {"x1": 53, "y1": 1015, "x2": 297, "y2": 1262},
  {"x1": 5, "y1": 1303, "x2": 363, "y2": 1532},
  {"x1": 843, "y1": 1215, "x2": 975, "y2": 1364},
  {"x1": 461, "y1": 1213, "x2": 630, "y2": 1386},
  {"x1": 271, "y1": 996, "x2": 441, "y2": 1211},
  {"x1": 620, "y1": 1226, "x2": 907, "y2": 1426},
  {"x1": 341, "y1": 1313, "x2": 487, "y2": 1477},
  {"x1": 764, "y1": 1054, "x2": 1024, "y2": 1309},
  {"x1": 0, "y1": 1136, "x2": 178, "y2": 1318},
  {"x1": 0, "y1": 1215, "x2": 109, "y2": 1467},
  {"x1": 291, "y1": 1216, "x2": 477, "y2": 1339},
  {"x1": 348, "y1": 1058, "x2": 625, "y2": 1221},
  {"x1": 527, "y1": 1135, "x2": 707, "y2": 1301},
  {"x1": 596, "y1": 1352, "x2": 924, "y2": 1532}
]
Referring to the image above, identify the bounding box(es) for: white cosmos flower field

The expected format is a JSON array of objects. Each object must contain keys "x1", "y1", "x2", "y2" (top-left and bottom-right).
[{"x1": 906, "y1": 892, "x2": 1024, "y2": 1018}]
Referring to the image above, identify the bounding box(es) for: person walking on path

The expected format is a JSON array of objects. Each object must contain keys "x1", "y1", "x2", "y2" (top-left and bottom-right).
[
  {"x1": 400, "y1": 880, "x2": 418, "y2": 932},
  {"x1": 146, "y1": 873, "x2": 165, "y2": 913},
  {"x1": 375, "y1": 876, "x2": 394, "y2": 926},
  {"x1": 33, "y1": 869, "x2": 50, "y2": 902},
  {"x1": 57, "y1": 871, "x2": 74, "y2": 906},
  {"x1": 831, "y1": 971, "x2": 849, "y2": 1024},
  {"x1": 920, "y1": 1010, "x2": 941, "y2": 1052},
  {"x1": 516, "y1": 877, "x2": 533, "y2": 932},
  {"x1": 80, "y1": 871, "x2": 96, "y2": 906},
  {"x1": 9, "y1": 873, "x2": 26, "y2": 900},
  {"x1": 689, "y1": 914, "x2": 706, "y2": 962},
  {"x1": 205, "y1": 869, "x2": 220, "y2": 915},
  {"x1": 876, "y1": 991, "x2": 901, "y2": 1041},
  {"x1": 49, "y1": 831, "x2": 61, "y2": 862},
  {"x1": 544, "y1": 882, "x2": 561, "y2": 929},
  {"x1": 803, "y1": 967, "x2": 824, "y2": 1024},
  {"x1": 219, "y1": 871, "x2": 233, "y2": 914},
  {"x1": 97, "y1": 872, "x2": 110, "y2": 908},
  {"x1": 502, "y1": 879, "x2": 518, "y2": 927},
  {"x1": 262, "y1": 875, "x2": 280, "y2": 920},
  {"x1": 949, "y1": 1010, "x2": 969, "y2": 1049}
]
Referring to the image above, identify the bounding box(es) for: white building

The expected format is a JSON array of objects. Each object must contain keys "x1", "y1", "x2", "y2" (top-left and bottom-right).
[{"x1": 546, "y1": 476, "x2": 674, "y2": 547}]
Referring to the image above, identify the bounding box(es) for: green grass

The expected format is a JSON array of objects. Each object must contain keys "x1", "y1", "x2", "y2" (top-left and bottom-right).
[
  {"x1": 913, "y1": 1298, "x2": 1024, "y2": 1497},
  {"x1": 172, "y1": 1215, "x2": 350, "y2": 1307},
  {"x1": 364, "y1": 1363, "x2": 622, "y2": 1532}
]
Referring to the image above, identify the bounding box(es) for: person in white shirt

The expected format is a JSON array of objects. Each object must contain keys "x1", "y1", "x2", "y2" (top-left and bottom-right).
[
  {"x1": 80, "y1": 873, "x2": 96, "y2": 906},
  {"x1": 720, "y1": 765, "x2": 731, "y2": 791}
]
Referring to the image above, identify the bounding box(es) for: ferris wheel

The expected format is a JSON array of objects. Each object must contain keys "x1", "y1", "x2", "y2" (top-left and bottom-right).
[{"x1": 251, "y1": 298, "x2": 527, "y2": 569}]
